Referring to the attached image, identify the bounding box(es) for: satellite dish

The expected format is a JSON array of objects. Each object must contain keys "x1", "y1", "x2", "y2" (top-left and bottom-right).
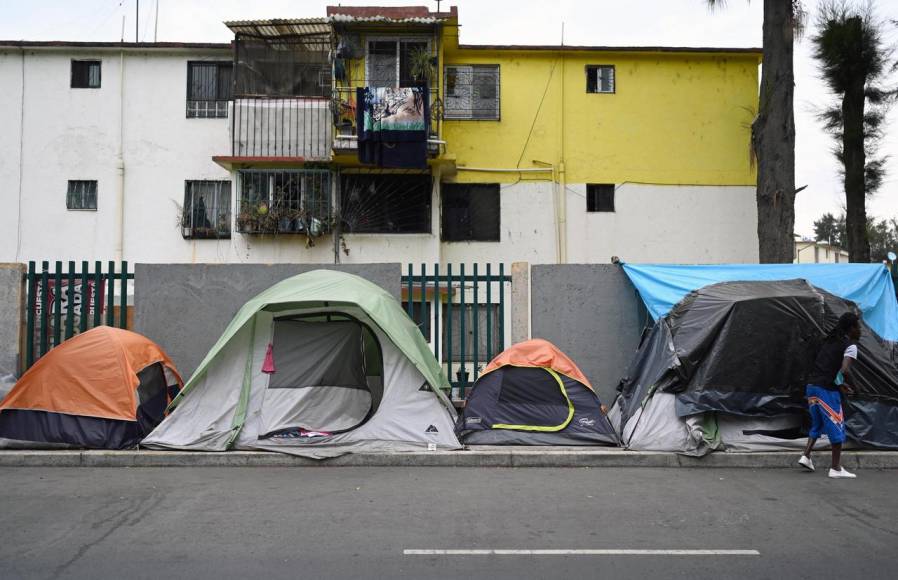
[{"x1": 889, "y1": 252, "x2": 897, "y2": 262}]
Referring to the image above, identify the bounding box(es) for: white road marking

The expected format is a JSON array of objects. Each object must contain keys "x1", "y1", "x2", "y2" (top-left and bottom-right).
[{"x1": 403, "y1": 549, "x2": 760, "y2": 556}]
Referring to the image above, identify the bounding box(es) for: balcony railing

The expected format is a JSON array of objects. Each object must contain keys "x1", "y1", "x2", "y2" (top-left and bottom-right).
[{"x1": 231, "y1": 97, "x2": 333, "y2": 160}]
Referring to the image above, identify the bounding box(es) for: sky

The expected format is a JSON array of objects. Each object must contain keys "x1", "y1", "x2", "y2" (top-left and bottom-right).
[{"x1": 2, "y1": 0, "x2": 897, "y2": 239}]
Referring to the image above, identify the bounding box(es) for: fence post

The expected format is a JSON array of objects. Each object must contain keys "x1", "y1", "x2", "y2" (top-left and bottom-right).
[
  {"x1": 93, "y1": 261, "x2": 102, "y2": 328},
  {"x1": 433, "y1": 263, "x2": 440, "y2": 363},
  {"x1": 25, "y1": 262, "x2": 35, "y2": 368},
  {"x1": 406, "y1": 263, "x2": 413, "y2": 318},
  {"x1": 65, "y1": 261, "x2": 76, "y2": 340},
  {"x1": 52, "y1": 261, "x2": 62, "y2": 347},
  {"x1": 120, "y1": 261, "x2": 128, "y2": 329},
  {"x1": 106, "y1": 261, "x2": 115, "y2": 327},
  {"x1": 79, "y1": 261, "x2": 89, "y2": 333},
  {"x1": 459, "y1": 263, "x2": 466, "y2": 391},
  {"x1": 419, "y1": 263, "x2": 426, "y2": 341},
  {"x1": 498, "y1": 263, "x2": 505, "y2": 351},
  {"x1": 39, "y1": 262, "x2": 49, "y2": 357},
  {"x1": 446, "y1": 263, "x2": 453, "y2": 396},
  {"x1": 486, "y1": 263, "x2": 492, "y2": 363},
  {"x1": 472, "y1": 263, "x2": 479, "y2": 390}
]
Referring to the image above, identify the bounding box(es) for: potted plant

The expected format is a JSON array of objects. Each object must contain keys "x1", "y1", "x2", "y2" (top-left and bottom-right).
[{"x1": 409, "y1": 47, "x2": 434, "y2": 86}]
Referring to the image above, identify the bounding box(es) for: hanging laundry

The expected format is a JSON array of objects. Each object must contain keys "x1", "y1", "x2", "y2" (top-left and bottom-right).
[
  {"x1": 356, "y1": 86, "x2": 429, "y2": 168},
  {"x1": 261, "y1": 343, "x2": 276, "y2": 374}
]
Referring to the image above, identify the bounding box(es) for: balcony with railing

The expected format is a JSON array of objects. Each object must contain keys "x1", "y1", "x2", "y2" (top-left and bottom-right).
[{"x1": 217, "y1": 20, "x2": 335, "y2": 166}]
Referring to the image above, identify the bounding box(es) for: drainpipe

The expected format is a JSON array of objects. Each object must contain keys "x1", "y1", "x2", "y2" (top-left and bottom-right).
[
  {"x1": 115, "y1": 49, "x2": 125, "y2": 262},
  {"x1": 558, "y1": 39, "x2": 567, "y2": 264},
  {"x1": 558, "y1": 161, "x2": 567, "y2": 263}
]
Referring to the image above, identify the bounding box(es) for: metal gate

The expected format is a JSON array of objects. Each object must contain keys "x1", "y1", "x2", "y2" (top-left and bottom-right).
[
  {"x1": 24, "y1": 261, "x2": 133, "y2": 369},
  {"x1": 402, "y1": 263, "x2": 511, "y2": 399}
]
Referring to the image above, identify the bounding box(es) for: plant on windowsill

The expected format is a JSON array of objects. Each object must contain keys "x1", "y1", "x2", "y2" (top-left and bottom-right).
[{"x1": 408, "y1": 47, "x2": 434, "y2": 87}]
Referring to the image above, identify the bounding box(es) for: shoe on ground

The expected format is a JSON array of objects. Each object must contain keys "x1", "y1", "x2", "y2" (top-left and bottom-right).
[
  {"x1": 828, "y1": 467, "x2": 857, "y2": 479},
  {"x1": 798, "y1": 455, "x2": 815, "y2": 472}
]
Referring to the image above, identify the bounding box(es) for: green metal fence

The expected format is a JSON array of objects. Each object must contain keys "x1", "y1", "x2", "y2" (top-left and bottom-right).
[
  {"x1": 402, "y1": 263, "x2": 511, "y2": 398},
  {"x1": 24, "y1": 261, "x2": 133, "y2": 370}
]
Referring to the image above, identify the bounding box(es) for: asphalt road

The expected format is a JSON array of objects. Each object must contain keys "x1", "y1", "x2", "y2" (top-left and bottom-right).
[{"x1": 0, "y1": 466, "x2": 896, "y2": 580}]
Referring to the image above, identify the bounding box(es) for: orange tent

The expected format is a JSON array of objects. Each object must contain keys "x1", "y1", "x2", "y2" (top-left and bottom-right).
[
  {"x1": 482, "y1": 338, "x2": 593, "y2": 391},
  {"x1": 0, "y1": 327, "x2": 182, "y2": 449}
]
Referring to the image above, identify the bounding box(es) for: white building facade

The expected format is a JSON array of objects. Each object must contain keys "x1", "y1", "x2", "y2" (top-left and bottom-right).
[{"x1": 0, "y1": 32, "x2": 761, "y2": 267}]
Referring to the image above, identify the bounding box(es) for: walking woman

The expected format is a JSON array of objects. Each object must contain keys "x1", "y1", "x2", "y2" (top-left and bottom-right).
[{"x1": 798, "y1": 312, "x2": 862, "y2": 479}]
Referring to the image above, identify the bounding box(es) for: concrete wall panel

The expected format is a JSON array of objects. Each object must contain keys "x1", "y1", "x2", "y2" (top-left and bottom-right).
[{"x1": 530, "y1": 264, "x2": 648, "y2": 404}]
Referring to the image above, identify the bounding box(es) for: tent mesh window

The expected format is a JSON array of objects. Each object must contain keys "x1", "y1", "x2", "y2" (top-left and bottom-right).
[
  {"x1": 237, "y1": 169, "x2": 332, "y2": 236},
  {"x1": 71, "y1": 60, "x2": 101, "y2": 88},
  {"x1": 187, "y1": 61, "x2": 233, "y2": 118},
  {"x1": 182, "y1": 180, "x2": 231, "y2": 239},
  {"x1": 444, "y1": 65, "x2": 500, "y2": 120},
  {"x1": 586, "y1": 184, "x2": 615, "y2": 212},
  {"x1": 340, "y1": 172, "x2": 432, "y2": 234},
  {"x1": 441, "y1": 183, "x2": 500, "y2": 241},
  {"x1": 586, "y1": 65, "x2": 615, "y2": 94}
]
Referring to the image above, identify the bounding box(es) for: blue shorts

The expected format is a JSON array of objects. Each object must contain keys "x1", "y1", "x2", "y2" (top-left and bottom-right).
[{"x1": 806, "y1": 385, "x2": 846, "y2": 444}]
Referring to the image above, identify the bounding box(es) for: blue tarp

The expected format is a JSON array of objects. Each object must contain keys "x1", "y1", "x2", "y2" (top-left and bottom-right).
[{"x1": 622, "y1": 263, "x2": 898, "y2": 341}]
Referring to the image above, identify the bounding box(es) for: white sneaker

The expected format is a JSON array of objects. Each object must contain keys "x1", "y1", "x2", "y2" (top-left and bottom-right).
[
  {"x1": 798, "y1": 455, "x2": 815, "y2": 472},
  {"x1": 828, "y1": 467, "x2": 857, "y2": 479}
]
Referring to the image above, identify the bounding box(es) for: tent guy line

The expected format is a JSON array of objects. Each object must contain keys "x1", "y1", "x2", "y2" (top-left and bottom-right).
[{"x1": 403, "y1": 549, "x2": 762, "y2": 556}]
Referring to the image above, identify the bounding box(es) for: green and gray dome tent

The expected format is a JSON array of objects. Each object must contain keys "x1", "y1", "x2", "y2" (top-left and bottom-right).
[{"x1": 142, "y1": 270, "x2": 461, "y2": 458}]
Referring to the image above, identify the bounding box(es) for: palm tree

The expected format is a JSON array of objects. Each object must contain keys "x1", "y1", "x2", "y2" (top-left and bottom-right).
[
  {"x1": 812, "y1": 2, "x2": 894, "y2": 263},
  {"x1": 707, "y1": 0, "x2": 805, "y2": 263}
]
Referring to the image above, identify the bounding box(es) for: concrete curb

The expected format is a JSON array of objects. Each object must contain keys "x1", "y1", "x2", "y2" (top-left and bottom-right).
[{"x1": 0, "y1": 449, "x2": 897, "y2": 468}]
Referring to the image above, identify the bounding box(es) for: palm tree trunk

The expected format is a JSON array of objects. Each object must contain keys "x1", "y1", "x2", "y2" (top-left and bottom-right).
[
  {"x1": 842, "y1": 81, "x2": 870, "y2": 262},
  {"x1": 753, "y1": 0, "x2": 797, "y2": 263}
]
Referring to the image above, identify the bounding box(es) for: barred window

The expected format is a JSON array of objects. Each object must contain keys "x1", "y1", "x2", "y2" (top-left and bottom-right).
[
  {"x1": 237, "y1": 170, "x2": 332, "y2": 236},
  {"x1": 586, "y1": 65, "x2": 615, "y2": 94},
  {"x1": 444, "y1": 65, "x2": 500, "y2": 120},
  {"x1": 366, "y1": 38, "x2": 431, "y2": 88},
  {"x1": 441, "y1": 183, "x2": 500, "y2": 242},
  {"x1": 71, "y1": 60, "x2": 101, "y2": 89},
  {"x1": 187, "y1": 62, "x2": 233, "y2": 118},
  {"x1": 66, "y1": 181, "x2": 97, "y2": 210},
  {"x1": 183, "y1": 181, "x2": 231, "y2": 239},
  {"x1": 340, "y1": 173, "x2": 431, "y2": 234}
]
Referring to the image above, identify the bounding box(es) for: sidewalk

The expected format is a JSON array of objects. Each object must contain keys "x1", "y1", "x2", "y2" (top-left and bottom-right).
[{"x1": 1, "y1": 447, "x2": 897, "y2": 468}]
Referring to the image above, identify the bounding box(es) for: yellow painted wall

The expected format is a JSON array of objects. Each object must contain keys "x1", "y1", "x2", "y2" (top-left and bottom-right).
[{"x1": 440, "y1": 48, "x2": 760, "y2": 186}]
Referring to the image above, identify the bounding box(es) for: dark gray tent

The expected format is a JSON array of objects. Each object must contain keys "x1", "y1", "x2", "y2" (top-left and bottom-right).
[{"x1": 612, "y1": 279, "x2": 898, "y2": 454}]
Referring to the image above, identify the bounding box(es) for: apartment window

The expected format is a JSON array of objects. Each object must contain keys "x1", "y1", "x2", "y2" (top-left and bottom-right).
[
  {"x1": 441, "y1": 183, "x2": 500, "y2": 242},
  {"x1": 586, "y1": 65, "x2": 615, "y2": 94},
  {"x1": 187, "y1": 62, "x2": 233, "y2": 118},
  {"x1": 367, "y1": 38, "x2": 430, "y2": 88},
  {"x1": 183, "y1": 181, "x2": 231, "y2": 239},
  {"x1": 66, "y1": 181, "x2": 97, "y2": 210},
  {"x1": 444, "y1": 65, "x2": 500, "y2": 120},
  {"x1": 587, "y1": 184, "x2": 615, "y2": 212},
  {"x1": 71, "y1": 60, "x2": 101, "y2": 89},
  {"x1": 341, "y1": 173, "x2": 431, "y2": 234}
]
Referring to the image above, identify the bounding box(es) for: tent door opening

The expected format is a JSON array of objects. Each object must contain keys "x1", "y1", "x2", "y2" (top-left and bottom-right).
[
  {"x1": 491, "y1": 367, "x2": 575, "y2": 432},
  {"x1": 259, "y1": 316, "x2": 383, "y2": 439}
]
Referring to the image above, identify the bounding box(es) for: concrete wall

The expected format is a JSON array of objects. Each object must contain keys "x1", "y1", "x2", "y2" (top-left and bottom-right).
[
  {"x1": 530, "y1": 264, "x2": 649, "y2": 404},
  {"x1": 0, "y1": 264, "x2": 25, "y2": 394},
  {"x1": 133, "y1": 263, "x2": 401, "y2": 380}
]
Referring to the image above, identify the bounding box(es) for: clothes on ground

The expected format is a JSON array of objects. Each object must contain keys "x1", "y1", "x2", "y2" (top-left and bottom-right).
[
  {"x1": 270, "y1": 428, "x2": 332, "y2": 439},
  {"x1": 806, "y1": 385, "x2": 846, "y2": 444},
  {"x1": 807, "y1": 335, "x2": 858, "y2": 391},
  {"x1": 356, "y1": 86, "x2": 428, "y2": 168}
]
